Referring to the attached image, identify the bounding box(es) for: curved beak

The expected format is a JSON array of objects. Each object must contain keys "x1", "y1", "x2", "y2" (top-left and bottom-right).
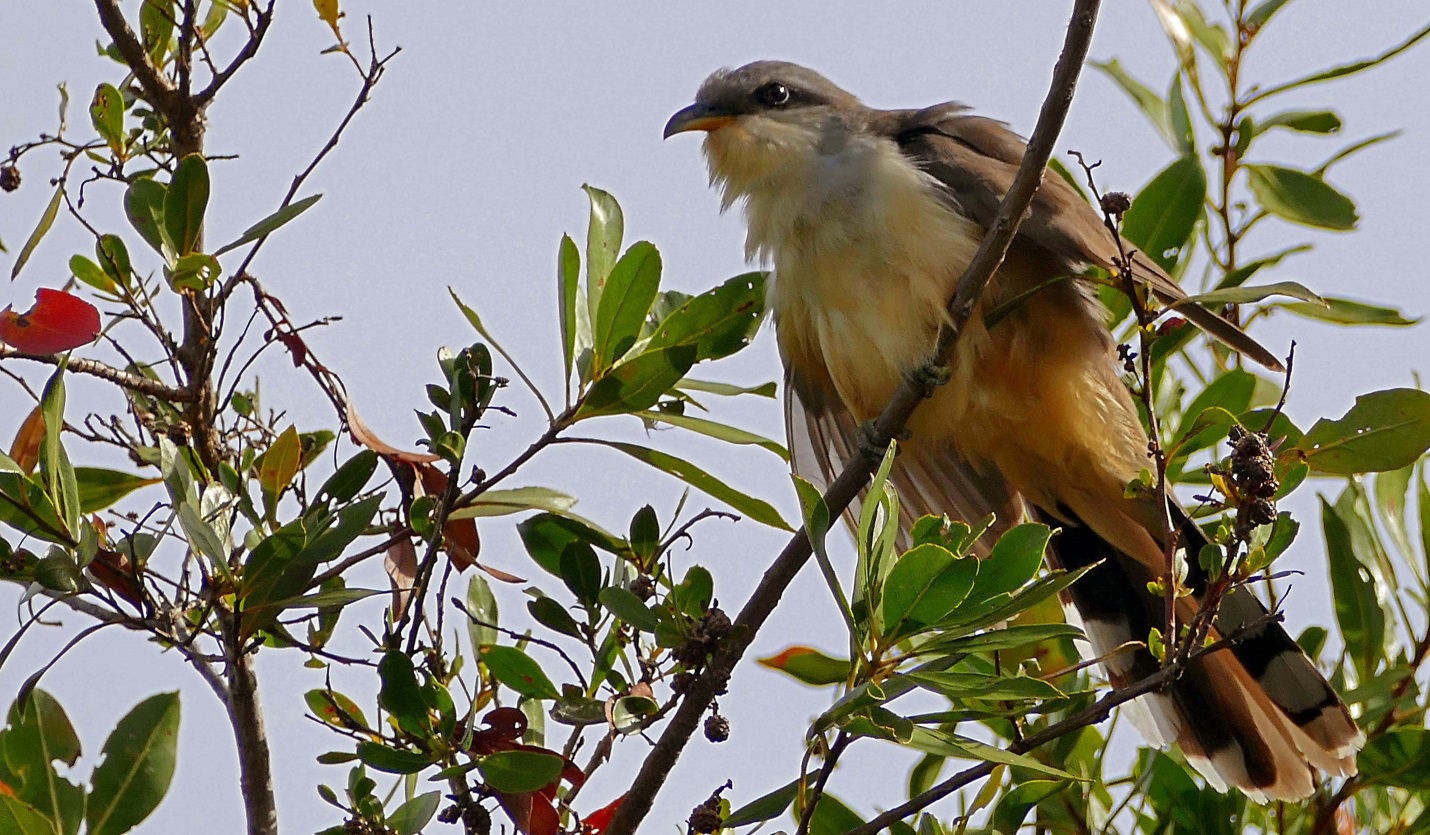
[{"x1": 663, "y1": 102, "x2": 736, "y2": 139}]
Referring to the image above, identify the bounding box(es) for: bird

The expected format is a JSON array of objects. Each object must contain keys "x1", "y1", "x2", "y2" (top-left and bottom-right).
[{"x1": 663, "y1": 60, "x2": 1362, "y2": 802}]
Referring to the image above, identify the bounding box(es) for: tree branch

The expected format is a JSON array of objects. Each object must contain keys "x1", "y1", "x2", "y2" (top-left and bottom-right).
[
  {"x1": 603, "y1": 2, "x2": 1102, "y2": 830},
  {"x1": 92, "y1": 0, "x2": 176, "y2": 113},
  {"x1": 0, "y1": 346, "x2": 195, "y2": 401}
]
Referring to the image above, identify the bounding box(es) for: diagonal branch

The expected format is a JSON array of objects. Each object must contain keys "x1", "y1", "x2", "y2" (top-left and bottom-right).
[
  {"x1": 0, "y1": 346, "x2": 195, "y2": 401},
  {"x1": 92, "y1": 0, "x2": 176, "y2": 114},
  {"x1": 603, "y1": 1, "x2": 1103, "y2": 831}
]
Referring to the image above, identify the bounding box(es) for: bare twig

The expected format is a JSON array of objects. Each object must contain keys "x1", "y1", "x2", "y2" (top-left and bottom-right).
[
  {"x1": 0, "y1": 346, "x2": 195, "y2": 401},
  {"x1": 602, "y1": 2, "x2": 1102, "y2": 830}
]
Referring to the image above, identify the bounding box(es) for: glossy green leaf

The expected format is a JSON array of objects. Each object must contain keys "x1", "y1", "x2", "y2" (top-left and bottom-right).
[
  {"x1": 972, "y1": 523, "x2": 1052, "y2": 600},
  {"x1": 923, "y1": 623, "x2": 1084, "y2": 656},
  {"x1": 1122, "y1": 155, "x2": 1205, "y2": 270},
  {"x1": 11, "y1": 182, "x2": 64, "y2": 281},
  {"x1": 672, "y1": 564, "x2": 713, "y2": 618},
  {"x1": 0, "y1": 797, "x2": 55, "y2": 835},
  {"x1": 70, "y1": 254, "x2": 116, "y2": 293},
  {"x1": 1256, "y1": 109, "x2": 1342, "y2": 135},
  {"x1": 466, "y1": 574, "x2": 499, "y2": 649},
  {"x1": 724, "y1": 772, "x2": 815, "y2": 827},
  {"x1": 582, "y1": 185, "x2": 623, "y2": 324},
  {"x1": 906, "y1": 671, "x2": 1066, "y2": 701},
  {"x1": 806, "y1": 793, "x2": 865, "y2": 835},
  {"x1": 990, "y1": 780, "x2": 1063, "y2": 834},
  {"x1": 164, "y1": 154, "x2": 208, "y2": 256},
  {"x1": 557, "y1": 233, "x2": 581, "y2": 385},
  {"x1": 559, "y1": 541, "x2": 602, "y2": 606},
  {"x1": 882, "y1": 544, "x2": 977, "y2": 640},
  {"x1": 355, "y1": 742, "x2": 433, "y2": 775},
  {"x1": 594, "y1": 241, "x2": 661, "y2": 368},
  {"x1": 517, "y1": 512, "x2": 621, "y2": 576},
  {"x1": 1360, "y1": 728, "x2": 1430, "y2": 789},
  {"x1": 1322, "y1": 498, "x2": 1384, "y2": 678},
  {"x1": 96, "y1": 235, "x2": 132, "y2": 287},
  {"x1": 628, "y1": 504, "x2": 660, "y2": 563},
  {"x1": 317, "y1": 450, "x2": 379, "y2": 503},
  {"x1": 637, "y1": 409, "x2": 788, "y2": 459},
  {"x1": 74, "y1": 467, "x2": 159, "y2": 513},
  {"x1": 644, "y1": 272, "x2": 766, "y2": 362},
  {"x1": 386, "y1": 791, "x2": 441, "y2": 835},
  {"x1": 577, "y1": 345, "x2": 697, "y2": 419},
  {"x1": 85, "y1": 692, "x2": 180, "y2": 835},
  {"x1": 1298, "y1": 388, "x2": 1430, "y2": 474},
  {"x1": 598, "y1": 586, "x2": 659, "y2": 632},
  {"x1": 378, "y1": 650, "x2": 429, "y2": 734},
  {"x1": 756, "y1": 646, "x2": 851, "y2": 686},
  {"x1": 478, "y1": 749, "x2": 564, "y2": 793},
  {"x1": 1090, "y1": 59, "x2": 1175, "y2": 149},
  {"x1": 213, "y1": 193, "x2": 322, "y2": 256},
  {"x1": 481, "y1": 645, "x2": 559, "y2": 699},
  {"x1": 124, "y1": 178, "x2": 169, "y2": 255},
  {"x1": 1177, "y1": 280, "x2": 1323, "y2": 308},
  {"x1": 601, "y1": 441, "x2": 790, "y2": 530},
  {"x1": 1279, "y1": 296, "x2": 1418, "y2": 326},
  {"x1": 1245, "y1": 164, "x2": 1357, "y2": 230},
  {"x1": 452, "y1": 486, "x2": 578, "y2": 519},
  {"x1": 89, "y1": 83, "x2": 125, "y2": 153},
  {"x1": 0, "y1": 689, "x2": 84, "y2": 833},
  {"x1": 528, "y1": 596, "x2": 582, "y2": 638},
  {"x1": 168, "y1": 252, "x2": 221, "y2": 290}
]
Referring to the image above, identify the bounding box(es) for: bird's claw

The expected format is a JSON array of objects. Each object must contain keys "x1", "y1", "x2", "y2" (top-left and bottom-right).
[
  {"x1": 907, "y1": 362, "x2": 952, "y2": 398},
  {"x1": 856, "y1": 420, "x2": 894, "y2": 459}
]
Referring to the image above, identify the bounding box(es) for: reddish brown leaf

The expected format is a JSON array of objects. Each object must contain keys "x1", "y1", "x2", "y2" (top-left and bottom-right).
[
  {"x1": 415, "y1": 462, "x2": 483, "y2": 573},
  {"x1": 384, "y1": 536, "x2": 417, "y2": 614},
  {"x1": 0, "y1": 288, "x2": 101, "y2": 353},
  {"x1": 8, "y1": 405, "x2": 45, "y2": 473},
  {"x1": 89, "y1": 548, "x2": 143, "y2": 606},
  {"x1": 346, "y1": 401, "x2": 439, "y2": 464}
]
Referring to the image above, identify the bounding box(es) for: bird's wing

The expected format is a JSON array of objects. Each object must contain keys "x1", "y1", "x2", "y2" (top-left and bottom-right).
[
  {"x1": 874, "y1": 104, "x2": 1284, "y2": 371},
  {"x1": 784, "y1": 365, "x2": 1023, "y2": 555}
]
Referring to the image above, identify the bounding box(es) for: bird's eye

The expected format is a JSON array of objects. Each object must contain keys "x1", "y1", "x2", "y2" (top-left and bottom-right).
[{"x1": 755, "y1": 82, "x2": 791, "y2": 107}]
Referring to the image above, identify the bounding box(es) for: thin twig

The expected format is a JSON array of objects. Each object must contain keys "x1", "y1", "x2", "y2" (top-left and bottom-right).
[
  {"x1": 0, "y1": 346, "x2": 195, "y2": 401},
  {"x1": 602, "y1": 3, "x2": 1102, "y2": 829}
]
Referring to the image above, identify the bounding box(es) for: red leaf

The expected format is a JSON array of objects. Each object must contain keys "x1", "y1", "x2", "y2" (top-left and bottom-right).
[
  {"x1": 89, "y1": 548, "x2": 143, "y2": 606},
  {"x1": 0, "y1": 288, "x2": 100, "y2": 353},
  {"x1": 581, "y1": 794, "x2": 626, "y2": 834},
  {"x1": 346, "y1": 401, "x2": 439, "y2": 464}
]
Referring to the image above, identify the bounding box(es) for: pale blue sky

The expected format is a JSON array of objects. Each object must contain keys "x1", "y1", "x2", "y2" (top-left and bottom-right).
[{"x1": 3, "y1": 2, "x2": 1428, "y2": 831}]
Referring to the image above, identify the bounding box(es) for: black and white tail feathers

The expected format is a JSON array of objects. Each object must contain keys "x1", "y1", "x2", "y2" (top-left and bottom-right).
[{"x1": 1040, "y1": 506, "x2": 1363, "y2": 801}]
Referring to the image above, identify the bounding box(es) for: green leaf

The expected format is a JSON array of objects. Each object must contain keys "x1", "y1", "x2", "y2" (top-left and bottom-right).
[
  {"x1": 675, "y1": 378, "x2": 777, "y2": 399},
  {"x1": 355, "y1": 742, "x2": 434, "y2": 775},
  {"x1": 1122, "y1": 155, "x2": 1206, "y2": 270},
  {"x1": 1166, "y1": 72, "x2": 1194, "y2": 154},
  {"x1": 378, "y1": 650, "x2": 430, "y2": 734},
  {"x1": 1298, "y1": 388, "x2": 1430, "y2": 474},
  {"x1": 636, "y1": 410, "x2": 789, "y2": 459},
  {"x1": 806, "y1": 793, "x2": 866, "y2": 835},
  {"x1": 305, "y1": 689, "x2": 368, "y2": 730},
  {"x1": 582, "y1": 185, "x2": 623, "y2": 325},
  {"x1": 557, "y1": 233, "x2": 581, "y2": 386},
  {"x1": 212, "y1": 193, "x2": 322, "y2": 256},
  {"x1": 168, "y1": 252, "x2": 221, "y2": 290},
  {"x1": 907, "y1": 670, "x2": 1067, "y2": 701},
  {"x1": 644, "y1": 272, "x2": 766, "y2": 362},
  {"x1": 559, "y1": 541, "x2": 601, "y2": 606},
  {"x1": 386, "y1": 791, "x2": 442, "y2": 835},
  {"x1": 1322, "y1": 498, "x2": 1384, "y2": 678},
  {"x1": 757, "y1": 646, "x2": 851, "y2": 686},
  {"x1": 528, "y1": 596, "x2": 582, "y2": 638},
  {"x1": 598, "y1": 586, "x2": 659, "y2": 632},
  {"x1": 124, "y1": 178, "x2": 169, "y2": 255},
  {"x1": 164, "y1": 154, "x2": 209, "y2": 256},
  {"x1": 1279, "y1": 296, "x2": 1419, "y2": 326},
  {"x1": 317, "y1": 450, "x2": 379, "y2": 503},
  {"x1": 1090, "y1": 59, "x2": 1175, "y2": 149},
  {"x1": 672, "y1": 564, "x2": 713, "y2": 618},
  {"x1": 793, "y1": 474, "x2": 856, "y2": 636},
  {"x1": 923, "y1": 623, "x2": 1085, "y2": 656},
  {"x1": 466, "y1": 574, "x2": 499, "y2": 649},
  {"x1": 991, "y1": 780, "x2": 1063, "y2": 835},
  {"x1": 725, "y1": 773, "x2": 814, "y2": 827},
  {"x1": 1316, "y1": 130, "x2": 1401, "y2": 175},
  {"x1": 75, "y1": 467, "x2": 159, "y2": 513},
  {"x1": 1250, "y1": 22, "x2": 1430, "y2": 102},
  {"x1": 1176, "y1": 280, "x2": 1324, "y2": 308},
  {"x1": 1256, "y1": 109, "x2": 1342, "y2": 135},
  {"x1": 139, "y1": 0, "x2": 174, "y2": 60},
  {"x1": 0, "y1": 797, "x2": 56, "y2": 835},
  {"x1": 70, "y1": 254, "x2": 117, "y2": 293},
  {"x1": 1, "y1": 689, "x2": 84, "y2": 833},
  {"x1": 1245, "y1": 164, "x2": 1358, "y2": 230},
  {"x1": 1360, "y1": 728, "x2": 1430, "y2": 789},
  {"x1": 478, "y1": 749, "x2": 564, "y2": 793},
  {"x1": 594, "y1": 241, "x2": 662, "y2": 369},
  {"x1": 89, "y1": 83, "x2": 125, "y2": 153},
  {"x1": 628, "y1": 504, "x2": 660, "y2": 563},
  {"x1": 576, "y1": 346, "x2": 697, "y2": 419},
  {"x1": 39, "y1": 369, "x2": 79, "y2": 534},
  {"x1": 11, "y1": 182, "x2": 64, "y2": 281},
  {"x1": 481, "y1": 645, "x2": 559, "y2": 699},
  {"x1": 610, "y1": 694, "x2": 658, "y2": 734},
  {"x1": 1374, "y1": 465, "x2": 1415, "y2": 558},
  {"x1": 882, "y1": 544, "x2": 978, "y2": 640},
  {"x1": 972, "y1": 523, "x2": 1052, "y2": 601},
  {"x1": 517, "y1": 512, "x2": 621, "y2": 576},
  {"x1": 452, "y1": 486, "x2": 578, "y2": 519},
  {"x1": 85, "y1": 692, "x2": 180, "y2": 835},
  {"x1": 96, "y1": 235, "x2": 132, "y2": 288},
  {"x1": 1245, "y1": 0, "x2": 1293, "y2": 30},
  {"x1": 601, "y1": 441, "x2": 790, "y2": 530}
]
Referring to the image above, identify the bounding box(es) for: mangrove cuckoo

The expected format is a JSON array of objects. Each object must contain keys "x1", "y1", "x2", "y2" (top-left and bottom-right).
[{"x1": 664, "y1": 60, "x2": 1361, "y2": 801}]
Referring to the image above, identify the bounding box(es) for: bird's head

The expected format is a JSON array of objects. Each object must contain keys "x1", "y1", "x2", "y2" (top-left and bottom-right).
[{"x1": 664, "y1": 61, "x2": 865, "y2": 208}]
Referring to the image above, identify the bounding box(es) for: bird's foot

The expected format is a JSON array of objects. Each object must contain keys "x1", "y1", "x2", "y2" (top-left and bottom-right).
[
  {"x1": 856, "y1": 419, "x2": 895, "y2": 460},
  {"x1": 906, "y1": 362, "x2": 952, "y2": 398}
]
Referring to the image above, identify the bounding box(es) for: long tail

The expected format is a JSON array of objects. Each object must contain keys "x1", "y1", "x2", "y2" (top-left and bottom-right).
[{"x1": 1039, "y1": 506, "x2": 1363, "y2": 801}]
